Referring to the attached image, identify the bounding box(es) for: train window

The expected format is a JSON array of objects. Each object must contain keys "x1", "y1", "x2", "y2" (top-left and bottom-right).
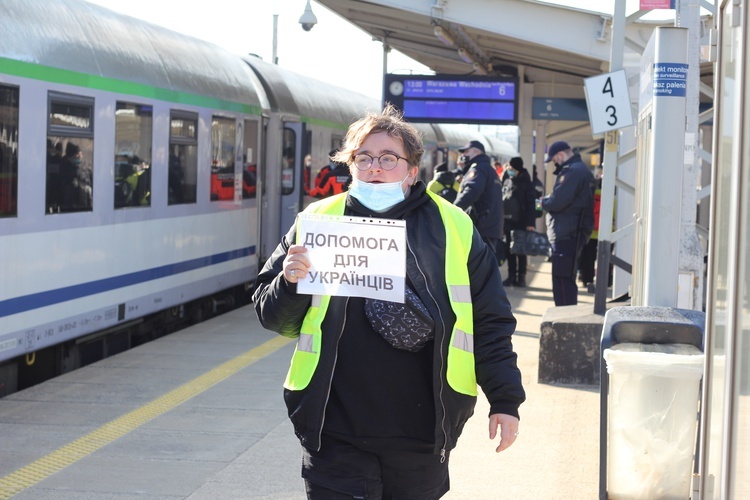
[
  {"x1": 0, "y1": 85, "x2": 19, "y2": 218},
  {"x1": 210, "y1": 116, "x2": 236, "y2": 202},
  {"x1": 114, "y1": 102, "x2": 152, "y2": 209},
  {"x1": 242, "y1": 119, "x2": 258, "y2": 199},
  {"x1": 168, "y1": 111, "x2": 197, "y2": 205},
  {"x1": 46, "y1": 93, "x2": 94, "y2": 214},
  {"x1": 281, "y1": 128, "x2": 296, "y2": 196}
]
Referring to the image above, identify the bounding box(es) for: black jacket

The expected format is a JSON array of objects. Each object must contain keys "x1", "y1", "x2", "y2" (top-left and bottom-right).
[
  {"x1": 454, "y1": 153, "x2": 504, "y2": 240},
  {"x1": 541, "y1": 154, "x2": 595, "y2": 243},
  {"x1": 253, "y1": 182, "x2": 525, "y2": 454},
  {"x1": 501, "y1": 168, "x2": 536, "y2": 231}
]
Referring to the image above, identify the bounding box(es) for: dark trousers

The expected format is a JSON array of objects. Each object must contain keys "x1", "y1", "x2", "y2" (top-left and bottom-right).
[
  {"x1": 504, "y1": 228, "x2": 527, "y2": 279},
  {"x1": 551, "y1": 237, "x2": 581, "y2": 306},
  {"x1": 302, "y1": 435, "x2": 450, "y2": 499},
  {"x1": 578, "y1": 237, "x2": 598, "y2": 285}
]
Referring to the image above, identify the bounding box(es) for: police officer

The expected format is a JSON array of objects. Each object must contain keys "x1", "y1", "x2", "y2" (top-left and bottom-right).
[
  {"x1": 541, "y1": 141, "x2": 595, "y2": 306},
  {"x1": 453, "y1": 140, "x2": 504, "y2": 265}
]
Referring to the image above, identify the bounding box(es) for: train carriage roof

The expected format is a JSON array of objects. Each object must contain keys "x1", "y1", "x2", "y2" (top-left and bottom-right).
[
  {"x1": 414, "y1": 123, "x2": 438, "y2": 146},
  {"x1": 435, "y1": 123, "x2": 518, "y2": 159},
  {"x1": 1, "y1": 0, "x2": 267, "y2": 111},
  {"x1": 482, "y1": 135, "x2": 520, "y2": 160},
  {"x1": 243, "y1": 57, "x2": 381, "y2": 129}
]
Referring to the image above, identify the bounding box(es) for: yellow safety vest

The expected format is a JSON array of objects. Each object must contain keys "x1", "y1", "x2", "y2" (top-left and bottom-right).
[{"x1": 284, "y1": 191, "x2": 477, "y2": 396}]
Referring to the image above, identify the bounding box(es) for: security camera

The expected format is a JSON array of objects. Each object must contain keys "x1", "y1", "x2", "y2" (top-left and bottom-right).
[{"x1": 299, "y1": 0, "x2": 317, "y2": 31}]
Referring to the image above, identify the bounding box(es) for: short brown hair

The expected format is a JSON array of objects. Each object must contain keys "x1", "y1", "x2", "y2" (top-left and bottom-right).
[{"x1": 333, "y1": 103, "x2": 424, "y2": 167}]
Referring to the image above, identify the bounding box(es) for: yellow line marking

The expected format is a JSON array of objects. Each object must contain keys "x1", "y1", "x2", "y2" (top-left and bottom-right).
[{"x1": 0, "y1": 335, "x2": 293, "y2": 499}]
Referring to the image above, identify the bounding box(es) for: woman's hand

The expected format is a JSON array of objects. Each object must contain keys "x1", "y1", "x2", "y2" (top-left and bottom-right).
[
  {"x1": 283, "y1": 245, "x2": 311, "y2": 284},
  {"x1": 489, "y1": 413, "x2": 520, "y2": 452}
]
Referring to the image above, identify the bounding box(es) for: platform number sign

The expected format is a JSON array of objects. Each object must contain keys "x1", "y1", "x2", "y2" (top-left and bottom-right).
[{"x1": 583, "y1": 69, "x2": 633, "y2": 135}]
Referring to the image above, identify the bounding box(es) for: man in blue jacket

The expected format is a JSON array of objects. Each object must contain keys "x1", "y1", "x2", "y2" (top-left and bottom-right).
[
  {"x1": 541, "y1": 141, "x2": 595, "y2": 306},
  {"x1": 454, "y1": 140, "x2": 504, "y2": 265}
]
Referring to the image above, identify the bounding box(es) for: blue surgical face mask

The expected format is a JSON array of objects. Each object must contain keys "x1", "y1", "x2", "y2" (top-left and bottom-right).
[
  {"x1": 348, "y1": 172, "x2": 412, "y2": 212},
  {"x1": 507, "y1": 169, "x2": 516, "y2": 178}
]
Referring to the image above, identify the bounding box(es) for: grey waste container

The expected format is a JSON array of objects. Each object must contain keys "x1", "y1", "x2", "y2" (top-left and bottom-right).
[{"x1": 599, "y1": 306, "x2": 704, "y2": 500}]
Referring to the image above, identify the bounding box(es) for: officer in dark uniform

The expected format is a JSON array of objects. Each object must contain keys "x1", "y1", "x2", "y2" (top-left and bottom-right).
[
  {"x1": 541, "y1": 141, "x2": 595, "y2": 306},
  {"x1": 453, "y1": 140, "x2": 504, "y2": 265}
]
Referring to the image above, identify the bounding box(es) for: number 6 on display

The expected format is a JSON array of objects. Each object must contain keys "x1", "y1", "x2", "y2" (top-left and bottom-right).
[{"x1": 584, "y1": 69, "x2": 633, "y2": 135}]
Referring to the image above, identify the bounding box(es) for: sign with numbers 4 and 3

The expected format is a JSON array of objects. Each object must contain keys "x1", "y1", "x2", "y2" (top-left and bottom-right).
[{"x1": 583, "y1": 69, "x2": 634, "y2": 135}]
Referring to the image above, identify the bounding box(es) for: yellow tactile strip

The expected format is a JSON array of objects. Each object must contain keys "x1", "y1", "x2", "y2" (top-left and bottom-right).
[{"x1": 0, "y1": 335, "x2": 293, "y2": 499}]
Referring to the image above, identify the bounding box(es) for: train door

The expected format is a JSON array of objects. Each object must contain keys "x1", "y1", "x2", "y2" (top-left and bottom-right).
[{"x1": 280, "y1": 122, "x2": 305, "y2": 235}]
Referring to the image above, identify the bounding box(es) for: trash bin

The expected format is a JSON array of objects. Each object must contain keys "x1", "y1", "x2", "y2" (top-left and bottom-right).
[
  {"x1": 603, "y1": 342, "x2": 704, "y2": 499},
  {"x1": 599, "y1": 306, "x2": 705, "y2": 500}
]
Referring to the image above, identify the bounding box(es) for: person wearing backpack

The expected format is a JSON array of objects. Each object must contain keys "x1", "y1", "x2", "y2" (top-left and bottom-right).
[
  {"x1": 426, "y1": 162, "x2": 458, "y2": 202},
  {"x1": 501, "y1": 157, "x2": 537, "y2": 287}
]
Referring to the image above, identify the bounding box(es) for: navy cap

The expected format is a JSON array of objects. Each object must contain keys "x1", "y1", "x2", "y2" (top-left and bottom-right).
[
  {"x1": 458, "y1": 140, "x2": 485, "y2": 153},
  {"x1": 545, "y1": 141, "x2": 570, "y2": 162}
]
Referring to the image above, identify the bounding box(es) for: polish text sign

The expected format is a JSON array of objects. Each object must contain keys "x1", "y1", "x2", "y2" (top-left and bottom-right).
[
  {"x1": 584, "y1": 69, "x2": 634, "y2": 135},
  {"x1": 296, "y1": 213, "x2": 406, "y2": 302},
  {"x1": 640, "y1": 0, "x2": 675, "y2": 9}
]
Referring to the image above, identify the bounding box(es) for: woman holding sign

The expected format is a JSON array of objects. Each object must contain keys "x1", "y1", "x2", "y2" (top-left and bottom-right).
[{"x1": 253, "y1": 104, "x2": 525, "y2": 500}]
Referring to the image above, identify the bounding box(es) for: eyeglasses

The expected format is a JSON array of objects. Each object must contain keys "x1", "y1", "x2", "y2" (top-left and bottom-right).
[{"x1": 352, "y1": 152, "x2": 408, "y2": 171}]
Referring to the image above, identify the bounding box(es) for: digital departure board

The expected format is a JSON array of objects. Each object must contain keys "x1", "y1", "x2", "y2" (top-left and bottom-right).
[{"x1": 383, "y1": 74, "x2": 518, "y2": 125}]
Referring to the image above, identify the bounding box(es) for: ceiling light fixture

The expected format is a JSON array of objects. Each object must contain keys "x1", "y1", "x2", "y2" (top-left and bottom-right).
[
  {"x1": 472, "y1": 62, "x2": 488, "y2": 75},
  {"x1": 458, "y1": 48, "x2": 475, "y2": 64},
  {"x1": 433, "y1": 26, "x2": 455, "y2": 47}
]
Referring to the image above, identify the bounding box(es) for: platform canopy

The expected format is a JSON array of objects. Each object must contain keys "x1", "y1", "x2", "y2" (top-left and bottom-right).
[{"x1": 315, "y1": 0, "x2": 669, "y2": 152}]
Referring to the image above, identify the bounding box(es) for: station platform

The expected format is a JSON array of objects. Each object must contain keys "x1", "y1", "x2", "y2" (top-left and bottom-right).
[{"x1": 0, "y1": 257, "x2": 600, "y2": 499}]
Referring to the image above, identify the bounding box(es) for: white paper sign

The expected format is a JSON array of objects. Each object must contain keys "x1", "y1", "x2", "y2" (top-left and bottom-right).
[
  {"x1": 584, "y1": 69, "x2": 634, "y2": 135},
  {"x1": 296, "y1": 213, "x2": 406, "y2": 302}
]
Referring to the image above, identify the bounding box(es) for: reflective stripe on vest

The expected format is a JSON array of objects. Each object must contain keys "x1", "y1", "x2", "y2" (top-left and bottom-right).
[
  {"x1": 283, "y1": 194, "x2": 347, "y2": 390},
  {"x1": 426, "y1": 190, "x2": 477, "y2": 396},
  {"x1": 283, "y1": 191, "x2": 477, "y2": 396}
]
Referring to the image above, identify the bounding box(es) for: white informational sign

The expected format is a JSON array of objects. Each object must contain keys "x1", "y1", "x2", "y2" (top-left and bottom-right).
[
  {"x1": 583, "y1": 69, "x2": 634, "y2": 135},
  {"x1": 296, "y1": 213, "x2": 406, "y2": 302}
]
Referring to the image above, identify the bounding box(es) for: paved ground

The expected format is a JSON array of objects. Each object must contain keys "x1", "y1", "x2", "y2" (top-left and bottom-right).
[
  {"x1": 1, "y1": 256, "x2": 602, "y2": 500},
  {"x1": 189, "y1": 256, "x2": 603, "y2": 500},
  {"x1": 444, "y1": 256, "x2": 600, "y2": 499}
]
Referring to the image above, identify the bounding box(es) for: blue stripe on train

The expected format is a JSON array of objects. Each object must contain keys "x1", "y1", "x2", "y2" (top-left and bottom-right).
[{"x1": 0, "y1": 246, "x2": 255, "y2": 318}]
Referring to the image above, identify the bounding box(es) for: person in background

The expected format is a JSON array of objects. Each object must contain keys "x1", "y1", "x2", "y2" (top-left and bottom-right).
[
  {"x1": 494, "y1": 160, "x2": 505, "y2": 179},
  {"x1": 453, "y1": 140, "x2": 505, "y2": 266},
  {"x1": 426, "y1": 161, "x2": 458, "y2": 202},
  {"x1": 46, "y1": 140, "x2": 64, "y2": 212},
  {"x1": 454, "y1": 154, "x2": 467, "y2": 184},
  {"x1": 60, "y1": 141, "x2": 92, "y2": 211},
  {"x1": 501, "y1": 157, "x2": 537, "y2": 287},
  {"x1": 309, "y1": 149, "x2": 351, "y2": 198},
  {"x1": 309, "y1": 157, "x2": 331, "y2": 196},
  {"x1": 253, "y1": 104, "x2": 524, "y2": 499},
  {"x1": 541, "y1": 141, "x2": 595, "y2": 306}
]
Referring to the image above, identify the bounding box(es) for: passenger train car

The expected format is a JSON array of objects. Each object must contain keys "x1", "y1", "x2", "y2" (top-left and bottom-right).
[{"x1": 0, "y1": 0, "x2": 517, "y2": 395}]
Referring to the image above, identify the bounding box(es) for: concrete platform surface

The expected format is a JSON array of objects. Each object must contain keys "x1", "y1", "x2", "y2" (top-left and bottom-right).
[{"x1": 0, "y1": 257, "x2": 602, "y2": 499}]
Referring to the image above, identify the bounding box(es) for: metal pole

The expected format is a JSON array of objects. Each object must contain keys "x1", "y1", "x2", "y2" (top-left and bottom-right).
[
  {"x1": 598, "y1": 8, "x2": 627, "y2": 500},
  {"x1": 382, "y1": 37, "x2": 390, "y2": 106},
  {"x1": 594, "y1": 0, "x2": 626, "y2": 315},
  {"x1": 675, "y1": 0, "x2": 704, "y2": 310},
  {"x1": 272, "y1": 14, "x2": 279, "y2": 65}
]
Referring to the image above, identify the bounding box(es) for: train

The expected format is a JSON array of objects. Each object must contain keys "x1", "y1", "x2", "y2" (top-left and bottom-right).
[{"x1": 0, "y1": 0, "x2": 518, "y2": 396}]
